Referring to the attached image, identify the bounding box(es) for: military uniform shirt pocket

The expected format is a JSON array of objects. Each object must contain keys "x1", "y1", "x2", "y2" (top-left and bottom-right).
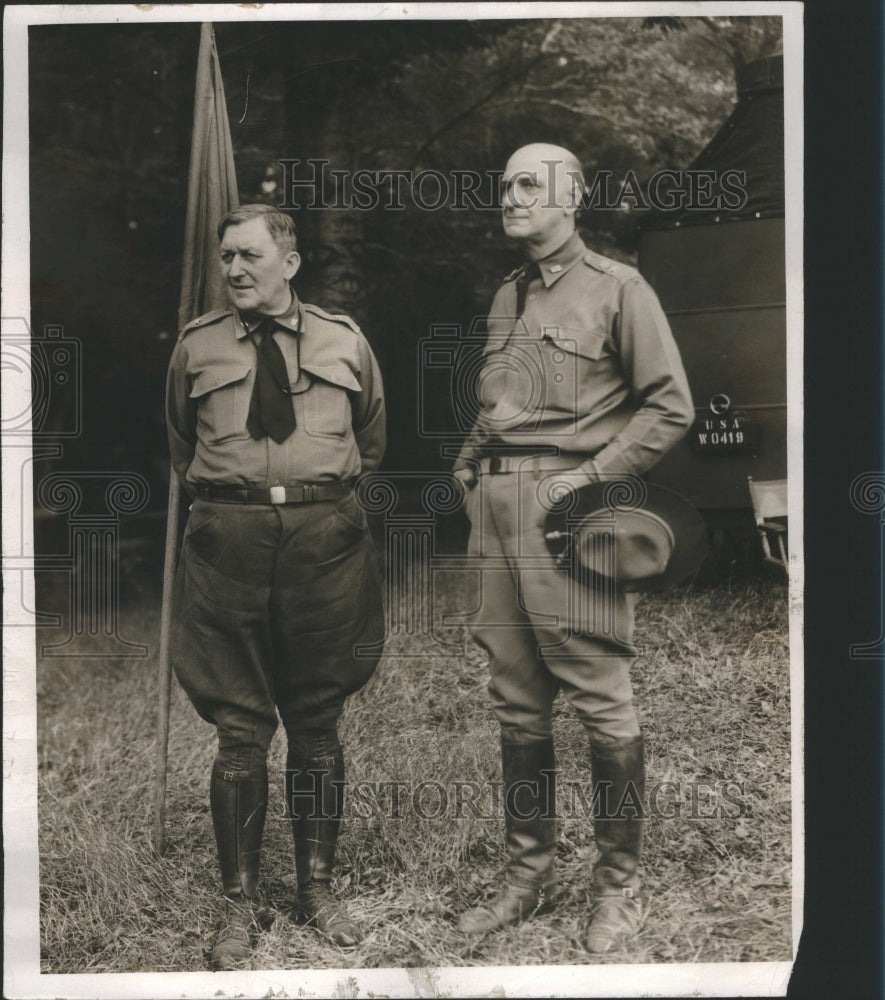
[
  {"x1": 543, "y1": 327, "x2": 614, "y2": 400},
  {"x1": 190, "y1": 365, "x2": 252, "y2": 444},
  {"x1": 546, "y1": 327, "x2": 608, "y2": 363},
  {"x1": 299, "y1": 363, "x2": 361, "y2": 438}
]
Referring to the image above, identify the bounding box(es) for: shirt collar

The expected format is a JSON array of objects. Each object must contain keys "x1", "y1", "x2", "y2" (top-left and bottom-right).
[
  {"x1": 235, "y1": 290, "x2": 302, "y2": 339},
  {"x1": 528, "y1": 232, "x2": 587, "y2": 288}
]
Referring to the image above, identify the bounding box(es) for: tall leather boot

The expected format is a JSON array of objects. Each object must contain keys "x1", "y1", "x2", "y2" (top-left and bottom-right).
[
  {"x1": 585, "y1": 733, "x2": 646, "y2": 954},
  {"x1": 286, "y1": 745, "x2": 363, "y2": 947},
  {"x1": 208, "y1": 761, "x2": 268, "y2": 970},
  {"x1": 458, "y1": 735, "x2": 558, "y2": 936}
]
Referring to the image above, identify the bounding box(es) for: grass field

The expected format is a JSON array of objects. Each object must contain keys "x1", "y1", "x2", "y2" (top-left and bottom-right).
[{"x1": 35, "y1": 532, "x2": 793, "y2": 974}]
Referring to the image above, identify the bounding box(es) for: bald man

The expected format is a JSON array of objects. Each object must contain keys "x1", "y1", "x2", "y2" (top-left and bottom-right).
[{"x1": 453, "y1": 144, "x2": 694, "y2": 953}]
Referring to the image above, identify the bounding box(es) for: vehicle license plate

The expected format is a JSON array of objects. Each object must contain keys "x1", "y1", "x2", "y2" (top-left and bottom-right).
[{"x1": 691, "y1": 414, "x2": 758, "y2": 453}]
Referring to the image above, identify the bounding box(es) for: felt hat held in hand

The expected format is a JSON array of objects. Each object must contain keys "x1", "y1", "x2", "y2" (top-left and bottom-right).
[{"x1": 544, "y1": 478, "x2": 709, "y2": 592}]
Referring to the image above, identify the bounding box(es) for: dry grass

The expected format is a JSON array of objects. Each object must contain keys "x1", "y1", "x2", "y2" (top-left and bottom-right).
[{"x1": 36, "y1": 545, "x2": 792, "y2": 973}]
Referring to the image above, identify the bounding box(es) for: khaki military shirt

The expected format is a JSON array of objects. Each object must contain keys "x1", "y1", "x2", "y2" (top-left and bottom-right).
[
  {"x1": 166, "y1": 294, "x2": 385, "y2": 490},
  {"x1": 455, "y1": 233, "x2": 693, "y2": 481}
]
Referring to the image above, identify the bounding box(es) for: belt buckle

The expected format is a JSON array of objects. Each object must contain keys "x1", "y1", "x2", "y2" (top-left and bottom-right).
[
  {"x1": 489, "y1": 455, "x2": 502, "y2": 475},
  {"x1": 269, "y1": 485, "x2": 286, "y2": 504}
]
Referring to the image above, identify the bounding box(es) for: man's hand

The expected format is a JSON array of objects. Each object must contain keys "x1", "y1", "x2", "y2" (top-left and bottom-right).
[{"x1": 543, "y1": 466, "x2": 597, "y2": 543}]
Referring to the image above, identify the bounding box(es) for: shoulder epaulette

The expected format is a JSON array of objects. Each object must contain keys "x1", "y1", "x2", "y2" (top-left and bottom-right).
[
  {"x1": 303, "y1": 302, "x2": 361, "y2": 333},
  {"x1": 582, "y1": 252, "x2": 639, "y2": 282},
  {"x1": 179, "y1": 308, "x2": 232, "y2": 338}
]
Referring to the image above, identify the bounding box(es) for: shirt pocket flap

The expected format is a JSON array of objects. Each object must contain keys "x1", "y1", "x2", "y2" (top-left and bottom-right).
[
  {"x1": 481, "y1": 327, "x2": 521, "y2": 356},
  {"x1": 544, "y1": 327, "x2": 608, "y2": 362},
  {"x1": 299, "y1": 363, "x2": 361, "y2": 393},
  {"x1": 190, "y1": 365, "x2": 251, "y2": 399}
]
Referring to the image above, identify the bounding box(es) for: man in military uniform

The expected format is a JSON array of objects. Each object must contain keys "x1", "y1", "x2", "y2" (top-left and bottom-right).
[
  {"x1": 166, "y1": 204, "x2": 385, "y2": 968},
  {"x1": 453, "y1": 144, "x2": 694, "y2": 952}
]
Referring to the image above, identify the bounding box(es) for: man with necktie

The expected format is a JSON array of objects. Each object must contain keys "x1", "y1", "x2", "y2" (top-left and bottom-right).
[
  {"x1": 453, "y1": 144, "x2": 694, "y2": 953},
  {"x1": 166, "y1": 204, "x2": 385, "y2": 968}
]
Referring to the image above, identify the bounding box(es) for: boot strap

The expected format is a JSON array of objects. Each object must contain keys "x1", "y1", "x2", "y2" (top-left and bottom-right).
[{"x1": 596, "y1": 885, "x2": 639, "y2": 899}]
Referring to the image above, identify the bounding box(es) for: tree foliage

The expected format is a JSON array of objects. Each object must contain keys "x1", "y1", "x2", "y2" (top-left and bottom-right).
[{"x1": 28, "y1": 15, "x2": 783, "y2": 483}]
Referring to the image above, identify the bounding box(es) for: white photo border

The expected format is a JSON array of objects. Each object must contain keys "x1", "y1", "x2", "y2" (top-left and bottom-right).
[{"x1": 3, "y1": 4, "x2": 803, "y2": 997}]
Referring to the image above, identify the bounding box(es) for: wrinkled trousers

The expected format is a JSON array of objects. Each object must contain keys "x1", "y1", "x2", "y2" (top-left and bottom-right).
[
  {"x1": 171, "y1": 491, "x2": 384, "y2": 765},
  {"x1": 465, "y1": 471, "x2": 640, "y2": 743}
]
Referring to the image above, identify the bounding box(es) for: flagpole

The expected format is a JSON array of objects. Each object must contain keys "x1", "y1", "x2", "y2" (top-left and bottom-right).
[
  {"x1": 155, "y1": 22, "x2": 239, "y2": 854},
  {"x1": 154, "y1": 469, "x2": 180, "y2": 854}
]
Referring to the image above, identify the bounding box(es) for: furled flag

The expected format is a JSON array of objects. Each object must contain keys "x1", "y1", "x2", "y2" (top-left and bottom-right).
[
  {"x1": 157, "y1": 23, "x2": 239, "y2": 854},
  {"x1": 177, "y1": 22, "x2": 239, "y2": 329}
]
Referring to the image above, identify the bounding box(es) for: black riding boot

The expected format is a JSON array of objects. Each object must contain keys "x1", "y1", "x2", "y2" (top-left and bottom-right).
[
  {"x1": 286, "y1": 741, "x2": 362, "y2": 947},
  {"x1": 208, "y1": 760, "x2": 268, "y2": 970},
  {"x1": 585, "y1": 733, "x2": 646, "y2": 954},
  {"x1": 458, "y1": 735, "x2": 558, "y2": 936}
]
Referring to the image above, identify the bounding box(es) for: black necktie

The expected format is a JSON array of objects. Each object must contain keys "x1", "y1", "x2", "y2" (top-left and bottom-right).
[
  {"x1": 515, "y1": 262, "x2": 540, "y2": 318},
  {"x1": 246, "y1": 320, "x2": 297, "y2": 444}
]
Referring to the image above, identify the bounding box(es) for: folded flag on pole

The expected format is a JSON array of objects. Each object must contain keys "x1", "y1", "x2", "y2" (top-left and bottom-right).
[
  {"x1": 177, "y1": 22, "x2": 240, "y2": 329},
  {"x1": 157, "y1": 22, "x2": 239, "y2": 854}
]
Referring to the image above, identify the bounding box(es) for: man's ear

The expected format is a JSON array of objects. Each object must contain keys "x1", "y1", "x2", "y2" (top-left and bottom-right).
[
  {"x1": 568, "y1": 173, "x2": 585, "y2": 217},
  {"x1": 284, "y1": 251, "x2": 302, "y2": 281},
  {"x1": 559, "y1": 166, "x2": 582, "y2": 218}
]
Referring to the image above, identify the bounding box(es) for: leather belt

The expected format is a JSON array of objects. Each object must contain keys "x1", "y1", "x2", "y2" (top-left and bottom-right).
[
  {"x1": 196, "y1": 482, "x2": 352, "y2": 505},
  {"x1": 477, "y1": 454, "x2": 586, "y2": 476}
]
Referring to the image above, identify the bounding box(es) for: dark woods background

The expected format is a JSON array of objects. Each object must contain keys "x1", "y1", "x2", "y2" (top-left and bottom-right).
[
  {"x1": 23, "y1": 11, "x2": 885, "y2": 994},
  {"x1": 29, "y1": 16, "x2": 782, "y2": 503}
]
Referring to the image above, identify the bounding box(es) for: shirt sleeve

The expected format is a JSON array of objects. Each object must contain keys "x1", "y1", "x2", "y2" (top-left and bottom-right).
[
  {"x1": 451, "y1": 293, "x2": 503, "y2": 475},
  {"x1": 165, "y1": 339, "x2": 197, "y2": 491},
  {"x1": 352, "y1": 333, "x2": 386, "y2": 474},
  {"x1": 452, "y1": 424, "x2": 485, "y2": 473},
  {"x1": 579, "y1": 275, "x2": 694, "y2": 481}
]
